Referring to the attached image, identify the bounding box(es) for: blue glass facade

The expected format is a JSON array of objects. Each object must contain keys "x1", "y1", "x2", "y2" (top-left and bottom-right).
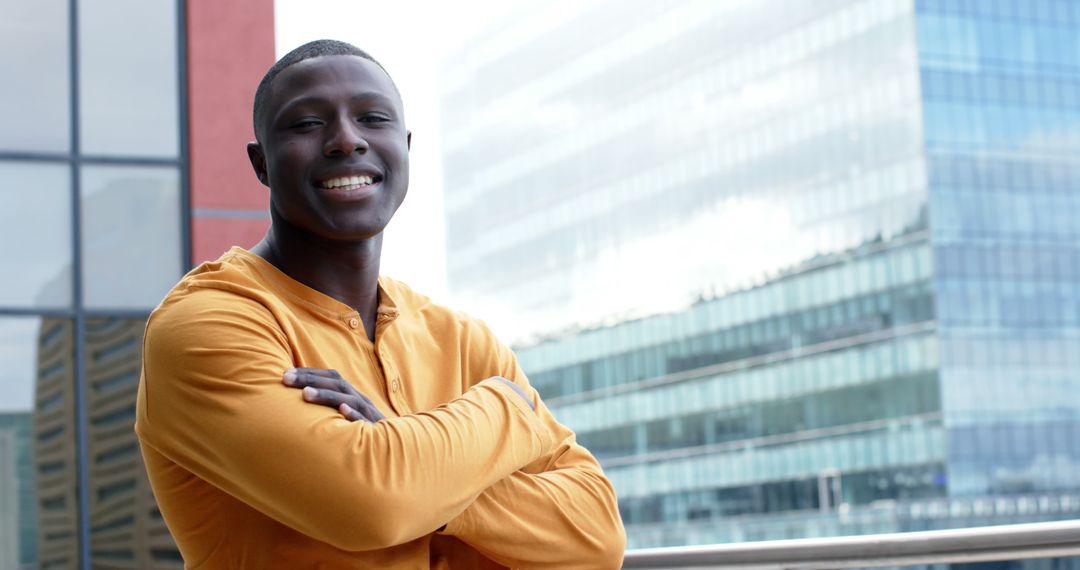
[
  {"x1": 0, "y1": 412, "x2": 36, "y2": 568},
  {"x1": 917, "y1": 0, "x2": 1080, "y2": 501},
  {"x1": 515, "y1": 238, "x2": 953, "y2": 545},
  {"x1": 439, "y1": 0, "x2": 1080, "y2": 557}
]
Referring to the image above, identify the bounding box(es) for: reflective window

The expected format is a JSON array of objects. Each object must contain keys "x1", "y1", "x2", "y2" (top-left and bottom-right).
[
  {"x1": 531, "y1": 279, "x2": 934, "y2": 401},
  {"x1": 0, "y1": 0, "x2": 70, "y2": 153},
  {"x1": 0, "y1": 162, "x2": 73, "y2": 308},
  {"x1": 618, "y1": 462, "x2": 947, "y2": 525},
  {"x1": 0, "y1": 317, "x2": 78, "y2": 569},
  {"x1": 80, "y1": 165, "x2": 180, "y2": 309},
  {"x1": 85, "y1": 317, "x2": 180, "y2": 567},
  {"x1": 442, "y1": 1, "x2": 927, "y2": 342},
  {"x1": 78, "y1": 0, "x2": 178, "y2": 157}
]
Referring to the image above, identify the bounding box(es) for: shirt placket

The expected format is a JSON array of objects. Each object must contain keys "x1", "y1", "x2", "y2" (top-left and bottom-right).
[
  {"x1": 339, "y1": 312, "x2": 397, "y2": 416},
  {"x1": 373, "y1": 309, "x2": 410, "y2": 416}
]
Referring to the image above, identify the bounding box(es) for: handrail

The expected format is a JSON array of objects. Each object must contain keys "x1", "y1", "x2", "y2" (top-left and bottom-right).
[{"x1": 622, "y1": 519, "x2": 1080, "y2": 569}]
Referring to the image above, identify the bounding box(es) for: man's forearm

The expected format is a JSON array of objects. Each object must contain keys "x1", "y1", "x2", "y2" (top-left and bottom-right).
[
  {"x1": 441, "y1": 467, "x2": 626, "y2": 569},
  {"x1": 436, "y1": 385, "x2": 626, "y2": 569},
  {"x1": 144, "y1": 369, "x2": 554, "y2": 552}
]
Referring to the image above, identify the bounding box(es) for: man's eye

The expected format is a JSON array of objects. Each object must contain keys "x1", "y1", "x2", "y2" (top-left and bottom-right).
[
  {"x1": 359, "y1": 115, "x2": 390, "y2": 124},
  {"x1": 291, "y1": 119, "x2": 321, "y2": 129}
]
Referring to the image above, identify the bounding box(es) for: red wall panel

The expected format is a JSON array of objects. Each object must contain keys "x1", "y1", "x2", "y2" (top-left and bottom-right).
[
  {"x1": 187, "y1": 0, "x2": 275, "y2": 263},
  {"x1": 192, "y1": 217, "x2": 273, "y2": 266}
]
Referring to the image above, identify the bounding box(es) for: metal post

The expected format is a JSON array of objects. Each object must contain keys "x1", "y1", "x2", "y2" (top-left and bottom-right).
[{"x1": 67, "y1": 0, "x2": 92, "y2": 567}]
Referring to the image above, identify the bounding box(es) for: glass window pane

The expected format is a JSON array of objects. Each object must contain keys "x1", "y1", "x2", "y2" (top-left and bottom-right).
[
  {"x1": 85, "y1": 317, "x2": 180, "y2": 566},
  {"x1": 0, "y1": 0, "x2": 70, "y2": 153},
  {"x1": 80, "y1": 165, "x2": 181, "y2": 309},
  {"x1": 0, "y1": 161, "x2": 73, "y2": 308},
  {"x1": 0, "y1": 317, "x2": 78, "y2": 569},
  {"x1": 78, "y1": 0, "x2": 178, "y2": 157}
]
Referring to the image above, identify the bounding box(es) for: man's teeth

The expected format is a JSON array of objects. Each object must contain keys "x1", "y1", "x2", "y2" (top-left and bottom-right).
[{"x1": 321, "y1": 175, "x2": 375, "y2": 189}]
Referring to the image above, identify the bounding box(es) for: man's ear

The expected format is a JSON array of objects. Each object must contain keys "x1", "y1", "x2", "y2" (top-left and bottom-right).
[
  {"x1": 247, "y1": 142, "x2": 270, "y2": 187},
  {"x1": 406, "y1": 130, "x2": 412, "y2": 151}
]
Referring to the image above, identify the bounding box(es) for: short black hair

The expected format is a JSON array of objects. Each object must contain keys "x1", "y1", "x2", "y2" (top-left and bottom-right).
[{"x1": 252, "y1": 39, "x2": 397, "y2": 143}]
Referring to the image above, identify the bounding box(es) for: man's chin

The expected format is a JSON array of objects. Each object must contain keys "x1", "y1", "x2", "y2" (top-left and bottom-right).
[
  {"x1": 275, "y1": 207, "x2": 397, "y2": 245},
  {"x1": 315, "y1": 222, "x2": 390, "y2": 244}
]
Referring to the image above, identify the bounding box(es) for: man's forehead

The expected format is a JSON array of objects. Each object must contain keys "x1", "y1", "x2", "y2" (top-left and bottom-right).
[{"x1": 269, "y1": 55, "x2": 401, "y2": 109}]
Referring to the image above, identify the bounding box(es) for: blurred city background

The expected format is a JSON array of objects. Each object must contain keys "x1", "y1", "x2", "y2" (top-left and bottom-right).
[{"x1": 1, "y1": 0, "x2": 1079, "y2": 568}]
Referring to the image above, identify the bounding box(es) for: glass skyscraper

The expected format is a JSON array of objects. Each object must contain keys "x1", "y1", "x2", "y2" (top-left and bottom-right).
[{"x1": 440, "y1": 0, "x2": 1080, "y2": 553}]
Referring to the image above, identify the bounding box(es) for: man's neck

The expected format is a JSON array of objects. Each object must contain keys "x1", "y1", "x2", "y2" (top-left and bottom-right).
[{"x1": 252, "y1": 215, "x2": 383, "y2": 341}]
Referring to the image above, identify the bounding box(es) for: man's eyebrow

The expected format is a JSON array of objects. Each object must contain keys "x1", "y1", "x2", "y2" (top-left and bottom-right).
[{"x1": 274, "y1": 92, "x2": 398, "y2": 121}]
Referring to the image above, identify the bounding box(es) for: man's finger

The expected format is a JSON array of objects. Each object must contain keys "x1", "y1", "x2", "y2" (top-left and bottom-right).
[
  {"x1": 339, "y1": 403, "x2": 374, "y2": 422},
  {"x1": 282, "y1": 368, "x2": 341, "y2": 385},
  {"x1": 300, "y1": 387, "x2": 383, "y2": 421},
  {"x1": 293, "y1": 367, "x2": 341, "y2": 377},
  {"x1": 353, "y1": 396, "x2": 386, "y2": 422},
  {"x1": 284, "y1": 369, "x2": 353, "y2": 392},
  {"x1": 301, "y1": 386, "x2": 349, "y2": 407}
]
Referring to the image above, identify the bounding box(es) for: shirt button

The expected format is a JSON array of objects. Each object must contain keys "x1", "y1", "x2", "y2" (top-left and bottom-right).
[
  {"x1": 391, "y1": 378, "x2": 400, "y2": 392},
  {"x1": 348, "y1": 318, "x2": 359, "y2": 329}
]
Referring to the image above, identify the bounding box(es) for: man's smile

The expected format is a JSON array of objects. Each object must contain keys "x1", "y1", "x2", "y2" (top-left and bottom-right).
[
  {"x1": 319, "y1": 174, "x2": 378, "y2": 189},
  {"x1": 315, "y1": 176, "x2": 382, "y2": 201}
]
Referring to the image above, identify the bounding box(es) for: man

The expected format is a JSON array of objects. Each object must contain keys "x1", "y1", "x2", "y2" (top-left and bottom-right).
[{"x1": 135, "y1": 39, "x2": 626, "y2": 568}]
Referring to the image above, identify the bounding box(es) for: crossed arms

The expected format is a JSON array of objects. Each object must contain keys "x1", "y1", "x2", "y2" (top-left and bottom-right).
[{"x1": 137, "y1": 290, "x2": 625, "y2": 568}]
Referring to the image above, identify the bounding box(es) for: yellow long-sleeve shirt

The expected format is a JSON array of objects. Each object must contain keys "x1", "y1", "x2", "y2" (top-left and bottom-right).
[{"x1": 134, "y1": 247, "x2": 625, "y2": 569}]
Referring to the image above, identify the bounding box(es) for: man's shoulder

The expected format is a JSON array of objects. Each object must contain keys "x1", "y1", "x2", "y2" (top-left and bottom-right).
[
  {"x1": 379, "y1": 277, "x2": 500, "y2": 345},
  {"x1": 149, "y1": 249, "x2": 280, "y2": 333},
  {"x1": 382, "y1": 278, "x2": 518, "y2": 379}
]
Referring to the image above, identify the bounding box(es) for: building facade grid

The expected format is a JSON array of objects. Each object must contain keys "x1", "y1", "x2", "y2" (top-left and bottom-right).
[{"x1": 0, "y1": 0, "x2": 189, "y2": 567}]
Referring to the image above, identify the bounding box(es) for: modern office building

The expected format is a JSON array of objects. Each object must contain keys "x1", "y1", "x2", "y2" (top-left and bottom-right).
[
  {"x1": 0, "y1": 412, "x2": 33, "y2": 570},
  {"x1": 33, "y1": 320, "x2": 78, "y2": 568},
  {"x1": 440, "y1": 0, "x2": 1080, "y2": 555},
  {"x1": 0, "y1": 0, "x2": 274, "y2": 567}
]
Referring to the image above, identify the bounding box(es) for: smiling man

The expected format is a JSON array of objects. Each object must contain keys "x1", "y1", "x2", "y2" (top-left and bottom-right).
[{"x1": 134, "y1": 40, "x2": 625, "y2": 568}]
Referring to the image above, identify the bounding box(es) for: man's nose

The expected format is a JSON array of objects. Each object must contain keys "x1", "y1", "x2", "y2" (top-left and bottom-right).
[{"x1": 323, "y1": 118, "x2": 368, "y2": 156}]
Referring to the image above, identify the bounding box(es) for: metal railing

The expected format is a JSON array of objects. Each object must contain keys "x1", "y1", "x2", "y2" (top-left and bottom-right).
[{"x1": 622, "y1": 519, "x2": 1080, "y2": 569}]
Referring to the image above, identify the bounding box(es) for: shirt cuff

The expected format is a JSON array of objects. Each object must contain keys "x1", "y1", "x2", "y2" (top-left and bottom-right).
[{"x1": 481, "y1": 377, "x2": 554, "y2": 454}]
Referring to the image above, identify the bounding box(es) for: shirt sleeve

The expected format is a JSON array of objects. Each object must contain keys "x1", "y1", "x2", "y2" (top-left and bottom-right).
[
  {"x1": 135, "y1": 289, "x2": 555, "y2": 552},
  {"x1": 439, "y1": 323, "x2": 627, "y2": 569}
]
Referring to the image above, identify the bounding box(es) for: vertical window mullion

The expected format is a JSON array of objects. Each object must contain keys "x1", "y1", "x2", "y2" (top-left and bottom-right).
[
  {"x1": 68, "y1": 0, "x2": 91, "y2": 567},
  {"x1": 177, "y1": 0, "x2": 192, "y2": 272}
]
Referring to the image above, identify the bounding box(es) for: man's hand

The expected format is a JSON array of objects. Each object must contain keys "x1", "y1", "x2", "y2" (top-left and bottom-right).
[
  {"x1": 282, "y1": 368, "x2": 385, "y2": 422},
  {"x1": 284, "y1": 369, "x2": 534, "y2": 421}
]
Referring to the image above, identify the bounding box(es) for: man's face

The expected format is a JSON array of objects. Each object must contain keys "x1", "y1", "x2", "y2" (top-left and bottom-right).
[{"x1": 249, "y1": 55, "x2": 410, "y2": 242}]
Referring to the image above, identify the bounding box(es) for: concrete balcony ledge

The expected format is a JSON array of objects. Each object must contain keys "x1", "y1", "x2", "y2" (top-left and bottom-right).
[{"x1": 622, "y1": 519, "x2": 1080, "y2": 569}]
